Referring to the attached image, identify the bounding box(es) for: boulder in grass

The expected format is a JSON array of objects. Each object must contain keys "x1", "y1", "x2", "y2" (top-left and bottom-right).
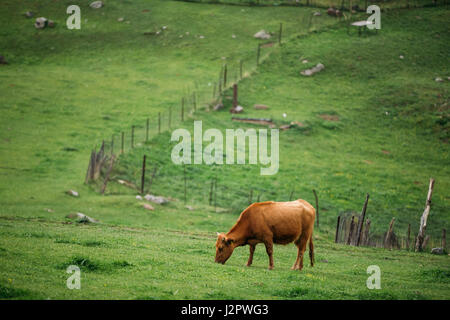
[
  {"x1": 24, "y1": 11, "x2": 34, "y2": 18},
  {"x1": 230, "y1": 105, "x2": 244, "y2": 114},
  {"x1": 301, "y1": 63, "x2": 325, "y2": 76},
  {"x1": 136, "y1": 195, "x2": 143, "y2": 200},
  {"x1": 144, "y1": 194, "x2": 169, "y2": 205},
  {"x1": 254, "y1": 30, "x2": 271, "y2": 40},
  {"x1": 66, "y1": 212, "x2": 99, "y2": 224},
  {"x1": 47, "y1": 20, "x2": 55, "y2": 28},
  {"x1": 431, "y1": 247, "x2": 444, "y2": 255},
  {"x1": 66, "y1": 190, "x2": 79, "y2": 197},
  {"x1": 90, "y1": 1, "x2": 103, "y2": 9},
  {"x1": 35, "y1": 17, "x2": 48, "y2": 29},
  {"x1": 313, "y1": 12, "x2": 322, "y2": 16}
]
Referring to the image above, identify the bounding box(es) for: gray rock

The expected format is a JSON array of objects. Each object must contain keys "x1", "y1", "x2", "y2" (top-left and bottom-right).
[
  {"x1": 435, "y1": 77, "x2": 443, "y2": 82},
  {"x1": 301, "y1": 63, "x2": 325, "y2": 76},
  {"x1": 66, "y1": 212, "x2": 99, "y2": 223},
  {"x1": 24, "y1": 11, "x2": 34, "y2": 18},
  {"x1": 431, "y1": 247, "x2": 444, "y2": 255},
  {"x1": 66, "y1": 190, "x2": 79, "y2": 197},
  {"x1": 144, "y1": 194, "x2": 169, "y2": 205},
  {"x1": 313, "y1": 12, "x2": 322, "y2": 16},
  {"x1": 117, "y1": 17, "x2": 124, "y2": 22},
  {"x1": 90, "y1": 1, "x2": 103, "y2": 9},
  {"x1": 254, "y1": 30, "x2": 271, "y2": 40},
  {"x1": 35, "y1": 17, "x2": 48, "y2": 29}
]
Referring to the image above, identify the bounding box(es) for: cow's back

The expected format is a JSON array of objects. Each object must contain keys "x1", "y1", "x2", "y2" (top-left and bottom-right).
[{"x1": 245, "y1": 200, "x2": 315, "y2": 244}]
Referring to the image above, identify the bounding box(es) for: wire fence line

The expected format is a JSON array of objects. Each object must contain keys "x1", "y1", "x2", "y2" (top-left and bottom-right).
[{"x1": 174, "y1": 0, "x2": 447, "y2": 10}]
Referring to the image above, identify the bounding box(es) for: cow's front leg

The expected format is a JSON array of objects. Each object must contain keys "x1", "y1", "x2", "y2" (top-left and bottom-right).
[
  {"x1": 264, "y1": 241, "x2": 274, "y2": 270},
  {"x1": 246, "y1": 244, "x2": 255, "y2": 267}
]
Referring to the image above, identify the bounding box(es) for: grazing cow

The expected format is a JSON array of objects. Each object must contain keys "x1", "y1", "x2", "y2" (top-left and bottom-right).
[{"x1": 215, "y1": 199, "x2": 315, "y2": 270}]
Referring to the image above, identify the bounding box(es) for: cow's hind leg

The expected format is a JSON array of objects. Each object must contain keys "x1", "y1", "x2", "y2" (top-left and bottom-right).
[
  {"x1": 246, "y1": 244, "x2": 256, "y2": 267},
  {"x1": 264, "y1": 240, "x2": 274, "y2": 270},
  {"x1": 296, "y1": 233, "x2": 309, "y2": 271},
  {"x1": 291, "y1": 239, "x2": 302, "y2": 270}
]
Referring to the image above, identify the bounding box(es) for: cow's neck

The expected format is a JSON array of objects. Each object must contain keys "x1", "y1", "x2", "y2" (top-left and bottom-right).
[{"x1": 226, "y1": 224, "x2": 248, "y2": 247}]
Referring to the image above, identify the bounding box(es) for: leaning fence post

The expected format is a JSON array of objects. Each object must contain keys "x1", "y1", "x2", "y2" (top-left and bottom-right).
[
  {"x1": 384, "y1": 218, "x2": 396, "y2": 249},
  {"x1": 312, "y1": 189, "x2": 319, "y2": 228},
  {"x1": 289, "y1": 190, "x2": 294, "y2": 201},
  {"x1": 131, "y1": 125, "x2": 135, "y2": 149},
  {"x1": 101, "y1": 155, "x2": 115, "y2": 195},
  {"x1": 111, "y1": 135, "x2": 114, "y2": 157},
  {"x1": 415, "y1": 178, "x2": 435, "y2": 252},
  {"x1": 356, "y1": 193, "x2": 369, "y2": 246},
  {"x1": 335, "y1": 215, "x2": 341, "y2": 243},
  {"x1": 140, "y1": 155, "x2": 146, "y2": 195}
]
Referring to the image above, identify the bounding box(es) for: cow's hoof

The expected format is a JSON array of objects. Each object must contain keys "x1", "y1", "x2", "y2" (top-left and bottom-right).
[
  {"x1": 291, "y1": 266, "x2": 299, "y2": 270},
  {"x1": 268, "y1": 266, "x2": 274, "y2": 270},
  {"x1": 246, "y1": 263, "x2": 252, "y2": 267}
]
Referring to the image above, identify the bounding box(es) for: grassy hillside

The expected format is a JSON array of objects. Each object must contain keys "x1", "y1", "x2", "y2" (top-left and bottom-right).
[{"x1": 0, "y1": 1, "x2": 448, "y2": 299}]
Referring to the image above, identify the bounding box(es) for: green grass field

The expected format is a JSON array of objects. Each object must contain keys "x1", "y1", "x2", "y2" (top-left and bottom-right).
[{"x1": 0, "y1": 0, "x2": 449, "y2": 299}]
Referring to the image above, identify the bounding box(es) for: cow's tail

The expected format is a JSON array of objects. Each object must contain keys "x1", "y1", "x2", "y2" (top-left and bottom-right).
[{"x1": 309, "y1": 233, "x2": 314, "y2": 267}]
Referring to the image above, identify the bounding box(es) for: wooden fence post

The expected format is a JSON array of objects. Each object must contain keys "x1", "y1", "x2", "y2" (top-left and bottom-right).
[
  {"x1": 232, "y1": 84, "x2": 238, "y2": 109},
  {"x1": 223, "y1": 64, "x2": 227, "y2": 88},
  {"x1": 415, "y1": 178, "x2": 435, "y2": 252},
  {"x1": 249, "y1": 189, "x2": 253, "y2": 205},
  {"x1": 169, "y1": 107, "x2": 172, "y2": 129},
  {"x1": 111, "y1": 135, "x2": 114, "y2": 156},
  {"x1": 356, "y1": 193, "x2": 370, "y2": 246},
  {"x1": 140, "y1": 155, "x2": 146, "y2": 195},
  {"x1": 289, "y1": 190, "x2": 294, "y2": 201},
  {"x1": 442, "y1": 229, "x2": 446, "y2": 251},
  {"x1": 256, "y1": 43, "x2": 261, "y2": 65},
  {"x1": 212, "y1": 83, "x2": 216, "y2": 100},
  {"x1": 384, "y1": 218, "x2": 396, "y2": 249},
  {"x1": 312, "y1": 189, "x2": 319, "y2": 228},
  {"x1": 347, "y1": 216, "x2": 355, "y2": 245},
  {"x1": 209, "y1": 180, "x2": 214, "y2": 206},
  {"x1": 131, "y1": 125, "x2": 135, "y2": 149},
  {"x1": 335, "y1": 215, "x2": 341, "y2": 243},
  {"x1": 121, "y1": 132, "x2": 124, "y2": 154},
  {"x1": 362, "y1": 219, "x2": 371, "y2": 246},
  {"x1": 181, "y1": 98, "x2": 184, "y2": 121},
  {"x1": 158, "y1": 112, "x2": 161, "y2": 134},
  {"x1": 406, "y1": 223, "x2": 411, "y2": 250}
]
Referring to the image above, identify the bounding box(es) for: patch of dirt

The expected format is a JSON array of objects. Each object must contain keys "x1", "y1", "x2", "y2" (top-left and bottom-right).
[{"x1": 319, "y1": 114, "x2": 340, "y2": 121}]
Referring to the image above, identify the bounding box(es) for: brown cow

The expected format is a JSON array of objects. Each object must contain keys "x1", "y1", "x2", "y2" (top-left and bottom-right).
[{"x1": 215, "y1": 199, "x2": 315, "y2": 270}]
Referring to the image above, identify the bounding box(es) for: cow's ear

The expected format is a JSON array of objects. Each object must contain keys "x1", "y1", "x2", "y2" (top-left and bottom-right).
[{"x1": 216, "y1": 232, "x2": 220, "y2": 237}]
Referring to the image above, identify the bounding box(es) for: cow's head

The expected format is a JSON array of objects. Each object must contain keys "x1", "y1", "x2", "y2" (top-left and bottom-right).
[{"x1": 215, "y1": 232, "x2": 234, "y2": 264}]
